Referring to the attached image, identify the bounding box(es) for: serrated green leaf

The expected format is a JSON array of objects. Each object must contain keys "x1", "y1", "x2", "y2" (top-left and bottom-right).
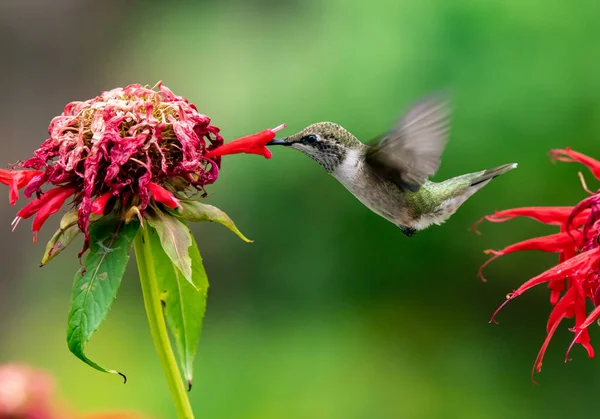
[
  {"x1": 172, "y1": 201, "x2": 252, "y2": 242},
  {"x1": 66, "y1": 217, "x2": 139, "y2": 377},
  {"x1": 147, "y1": 225, "x2": 208, "y2": 390},
  {"x1": 146, "y1": 212, "x2": 194, "y2": 286}
]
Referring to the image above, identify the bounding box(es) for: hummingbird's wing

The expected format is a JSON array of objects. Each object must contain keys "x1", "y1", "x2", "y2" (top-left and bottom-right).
[{"x1": 365, "y1": 94, "x2": 450, "y2": 192}]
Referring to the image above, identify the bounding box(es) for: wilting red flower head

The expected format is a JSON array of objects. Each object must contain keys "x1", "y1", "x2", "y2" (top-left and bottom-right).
[
  {"x1": 475, "y1": 147, "x2": 600, "y2": 378},
  {"x1": 11, "y1": 82, "x2": 223, "y2": 249},
  {"x1": 0, "y1": 82, "x2": 283, "y2": 255}
]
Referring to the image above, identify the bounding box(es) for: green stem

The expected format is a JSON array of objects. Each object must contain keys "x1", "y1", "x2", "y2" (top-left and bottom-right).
[{"x1": 134, "y1": 227, "x2": 195, "y2": 419}]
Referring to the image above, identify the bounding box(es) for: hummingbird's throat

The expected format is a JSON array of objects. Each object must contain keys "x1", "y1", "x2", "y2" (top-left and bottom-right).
[{"x1": 295, "y1": 144, "x2": 348, "y2": 173}]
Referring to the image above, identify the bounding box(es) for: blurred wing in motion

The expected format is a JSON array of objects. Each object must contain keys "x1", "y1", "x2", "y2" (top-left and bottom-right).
[{"x1": 365, "y1": 94, "x2": 451, "y2": 192}]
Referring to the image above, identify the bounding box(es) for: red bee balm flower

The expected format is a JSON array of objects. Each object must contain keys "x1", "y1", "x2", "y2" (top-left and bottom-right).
[
  {"x1": 0, "y1": 82, "x2": 283, "y2": 254},
  {"x1": 476, "y1": 148, "x2": 600, "y2": 377},
  {"x1": 0, "y1": 83, "x2": 285, "y2": 416}
]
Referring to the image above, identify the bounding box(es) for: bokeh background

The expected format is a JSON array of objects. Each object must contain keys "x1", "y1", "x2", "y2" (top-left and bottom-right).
[{"x1": 1, "y1": 0, "x2": 600, "y2": 418}]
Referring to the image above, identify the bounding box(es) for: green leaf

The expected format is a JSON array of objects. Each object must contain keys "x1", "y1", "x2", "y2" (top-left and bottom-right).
[
  {"x1": 41, "y1": 210, "x2": 80, "y2": 266},
  {"x1": 41, "y1": 211, "x2": 102, "y2": 266},
  {"x1": 172, "y1": 200, "x2": 252, "y2": 242},
  {"x1": 146, "y1": 211, "x2": 194, "y2": 286},
  {"x1": 147, "y1": 224, "x2": 208, "y2": 390},
  {"x1": 66, "y1": 216, "x2": 139, "y2": 378}
]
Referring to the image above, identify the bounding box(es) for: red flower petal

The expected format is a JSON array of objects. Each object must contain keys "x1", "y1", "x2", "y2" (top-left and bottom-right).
[
  {"x1": 489, "y1": 231, "x2": 577, "y2": 254},
  {"x1": 17, "y1": 195, "x2": 48, "y2": 219},
  {"x1": 205, "y1": 124, "x2": 286, "y2": 159},
  {"x1": 572, "y1": 282, "x2": 594, "y2": 358},
  {"x1": 550, "y1": 148, "x2": 600, "y2": 180},
  {"x1": 478, "y1": 231, "x2": 578, "y2": 281},
  {"x1": 91, "y1": 192, "x2": 113, "y2": 215},
  {"x1": 533, "y1": 287, "x2": 574, "y2": 375},
  {"x1": 472, "y1": 206, "x2": 589, "y2": 234},
  {"x1": 580, "y1": 304, "x2": 600, "y2": 330},
  {"x1": 31, "y1": 188, "x2": 76, "y2": 242},
  {"x1": 13, "y1": 187, "x2": 75, "y2": 243},
  {"x1": 548, "y1": 279, "x2": 565, "y2": 306},
  {"x1": 566, "y1": 194, "x2": 600, "y2": 233},
  {"x1": 0, "y1": 169, "x2": 44, "y2": 205},
  {"x1": 148, "y1": 182, "x2": 181, "y2": 209},
  {"x1": 513, "y1": 248, "x2": 600, "y2": 297}
]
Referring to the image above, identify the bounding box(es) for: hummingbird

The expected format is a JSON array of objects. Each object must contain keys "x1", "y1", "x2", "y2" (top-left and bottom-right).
[{"x1": 267, "y1": 95, "x2": 516, "y2": 236}]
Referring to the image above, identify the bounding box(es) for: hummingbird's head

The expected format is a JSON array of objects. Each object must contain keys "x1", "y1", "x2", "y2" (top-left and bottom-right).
[{"x1": 268, "y1": 122, "x2": 362, "y2": 172}]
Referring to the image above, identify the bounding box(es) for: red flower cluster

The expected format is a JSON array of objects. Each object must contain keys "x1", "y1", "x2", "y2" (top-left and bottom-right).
[
  {"x1": 475, "y1": 148, "x2": 600, "y2": 376},
  {"x1": 0, "y1": 82, "x2": 284, "y2": 254}
]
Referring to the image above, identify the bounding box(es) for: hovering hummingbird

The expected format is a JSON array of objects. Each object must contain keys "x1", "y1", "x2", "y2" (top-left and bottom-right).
[{"x1": 267, "y1": 95, "x2": 516, "y2": 236}]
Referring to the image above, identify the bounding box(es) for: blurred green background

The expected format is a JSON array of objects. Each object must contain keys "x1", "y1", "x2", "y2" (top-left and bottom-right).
[{"x1": 1, "y1": 0, "x2": 600, "y2": 418}]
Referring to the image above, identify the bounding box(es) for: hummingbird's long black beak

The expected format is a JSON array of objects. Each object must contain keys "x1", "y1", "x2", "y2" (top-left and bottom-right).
[{"x1": 267, "y1": 137, "x2": 290, "y2": 146}]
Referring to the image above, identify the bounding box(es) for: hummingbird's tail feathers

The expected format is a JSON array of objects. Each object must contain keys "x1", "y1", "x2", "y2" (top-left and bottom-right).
[
  {"x1": 470, "y1": 163, "x2": 518, "y2": 187},
  {"x1": 399, "y1": 163, "x2": 516, "y2": 232}
]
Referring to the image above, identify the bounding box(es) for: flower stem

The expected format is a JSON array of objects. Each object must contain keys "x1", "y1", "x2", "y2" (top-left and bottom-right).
[{"x1": 134, "y1": 227, "x2": 195, "y2": 419}]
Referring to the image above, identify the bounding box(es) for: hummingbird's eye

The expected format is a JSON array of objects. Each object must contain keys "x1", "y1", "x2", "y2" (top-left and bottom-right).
[{"x1": 303, "y1": 134, "x2": 319, "y2": 145}]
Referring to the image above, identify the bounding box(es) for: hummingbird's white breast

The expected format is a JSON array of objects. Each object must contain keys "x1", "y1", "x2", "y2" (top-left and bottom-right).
[{"x1": 332, "y1": 147, "x2": 411, "y2": 224}]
